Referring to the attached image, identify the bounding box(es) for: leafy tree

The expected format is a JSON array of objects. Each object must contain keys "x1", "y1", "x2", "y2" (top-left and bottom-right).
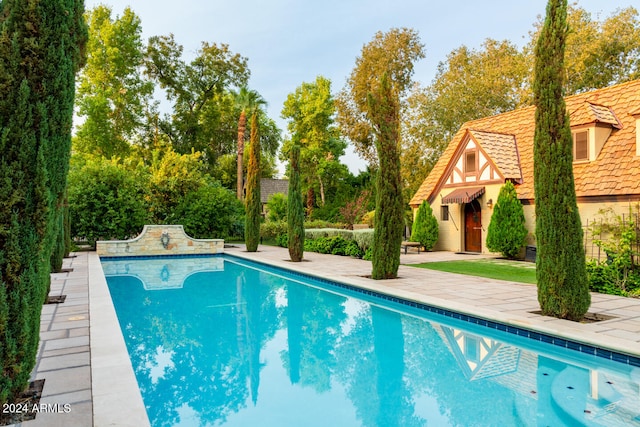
[
  {"x1": 173, "y1": 183, "x2": 244, "y2": 239},
  {"x1": 232, "y1": 87, "x2": 266, "y2": 199},
  {"x1": 486, "y1": 182, "x2": 528, "y2": 259},
  {"x1": 288, "y1": 145, "x2": 304, "y2": 262},
  {"x1": 143, "y1": 147, "x2": 208, "y2": 223},
  {"x1": 144, "y1": 34, "x2": 249, "y2": 167},
  {"x1": 340, "y1": 28, "x2": 424, "y2": 279},
  {"x1": 245, "y1": 111, "x2": 261, "y2": 252},
  {"x1": 533, "y1": 0, "x2": 590, "y2": 320},
  {"x1": 410, "y1": 201, "x2": 439, "y2": 251},
  {"x1": 0, "y1": 0, "x2": 87, "y2": 404},
  {"x1": 527, "y1": 5, "x2": 640, "y2": 94},
  {"x1": 75, "y1": 5, "x2": 154, "y2": 158},
  {"x1": 266, "y1": 193, "x2": 287, "y2": 222},
  {"x1": 281, "y1": 76, "x2": 347, "y2": 208},
  {"x1": 336, "y1": 28, "x2": 425, "y2": 165},
  {"x1": 67, "y1": 156, "x2": 149, "y2": 246}
]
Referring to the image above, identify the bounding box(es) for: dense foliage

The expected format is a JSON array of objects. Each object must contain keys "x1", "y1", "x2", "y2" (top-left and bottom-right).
[
  {"x1": 337, "y1": 28, "x2": 426, "y2": 164},
  {"x1": 287, "y1": 145, "x2": 304, "y2": 261},
  {"x1": 533, "y1": 0, "x2": 590, "y2": 320},
  {"x1": 67, "y1": 153, "x2": 245, "y2": 244},
  {"x1": 585, "y1": 208, "x2": 640, "y2": 297},
  {"x1": 75, "y1": 5, "x2": 153, "y2": 158},
  {"x1": 486, "y1": 182, "x2": 528, "y2": 259},
  {"x1": 281, "y1": 76, "x2": 347, "y2": 212},
  {"x1": 266, "y1": 193, "x2": 287, "y2": 222},
  {"x1": 410, "y1": 201, "x2": 439, "y2": 251},
  {"x1": 173, "y1": 184, "x2": 244, "y2": 239},
  {"x1": 0, "y1": 0, "x2": 87, "y2": 405},
  {"x1": 68, "y1": 157, "x2": 149, "y2": 246}
]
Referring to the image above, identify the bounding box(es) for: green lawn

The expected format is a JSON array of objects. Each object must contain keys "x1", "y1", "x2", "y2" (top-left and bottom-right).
[{"x1": 410, "y1": 258, "x2": 537, "y2": 284}]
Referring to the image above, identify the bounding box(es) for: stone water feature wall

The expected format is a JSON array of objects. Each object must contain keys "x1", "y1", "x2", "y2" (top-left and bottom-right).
[{"x1": 96, "y1": 225, "x2": 224, "y2": 257}]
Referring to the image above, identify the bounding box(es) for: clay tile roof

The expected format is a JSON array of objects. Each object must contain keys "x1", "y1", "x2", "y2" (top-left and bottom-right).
[
  {"x1": 469, "y1": 130, "x2": 522, "y2": 180},
  {"x1": 570, "y1": 102, "x2": 623, "y2": 128},
  {"x1": 410, "y1": 79, "x2": 640, "y2": 207}
]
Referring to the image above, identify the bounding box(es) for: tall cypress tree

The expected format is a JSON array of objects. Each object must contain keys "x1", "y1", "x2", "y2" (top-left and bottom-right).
[
  {"x1": 369, "y1": 74, "x2": 404, "y2": 279},
  {"x1": 44, "y1": 0, "x2": 87, "y2": 273},
  {"x1": 287, "y1": 145, "x2": 304, "y2": 262},
  {"x1": 244, "y1": 111, "x2": 261, "y2": 252},
  {"x1": 533, "y1": 0, "x2": 590, "y2": 320},
  {"x1": 0, "y1": 0, "x2": 87, "y2": 404}
]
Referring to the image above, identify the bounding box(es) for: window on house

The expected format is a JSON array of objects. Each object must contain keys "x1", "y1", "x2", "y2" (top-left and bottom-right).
[
  {"x1": 465, "y1": 151, "x2": 476, "y2": 173},
  {"x1": 574, "y1": 131, "x2": 589, "y2": 161},
  {"x1": 441, "y1": 205, "x2": 449, "y2": 221}
]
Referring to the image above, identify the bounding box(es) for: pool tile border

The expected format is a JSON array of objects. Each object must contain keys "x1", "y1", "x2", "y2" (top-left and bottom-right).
[{"x1": 224, "y1": 253, "x2": 640, "y2": 368}]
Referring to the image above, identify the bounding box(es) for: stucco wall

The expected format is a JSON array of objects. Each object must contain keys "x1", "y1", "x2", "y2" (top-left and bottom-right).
[
  {"x1": 423, "y1": 183, "x2": 503, "y2": 253},
  {"x1": 421, "y1": 188, "x2": 639, "y2": 257},
  {"x1": 96, "y1": 225, "x2": 224, "y2": 257}
]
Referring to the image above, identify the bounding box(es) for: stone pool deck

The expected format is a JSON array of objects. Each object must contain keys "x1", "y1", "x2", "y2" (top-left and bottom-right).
[{"x1": 15, "y1": 246, "x2": 640, "y2": 426}]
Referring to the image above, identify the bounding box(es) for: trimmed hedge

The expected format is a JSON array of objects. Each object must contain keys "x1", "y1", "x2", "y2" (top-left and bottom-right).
[{"x1": 275, "y1": 227, "x2": 374, "y2": 259}]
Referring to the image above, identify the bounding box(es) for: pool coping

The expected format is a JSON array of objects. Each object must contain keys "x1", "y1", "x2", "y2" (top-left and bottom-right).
[
  {"x1": 89, "y1": 251, "x2": 151, "y2": 427},
  {"x1": 87, "y1": 247, "x2": 640, "y2": 426}
]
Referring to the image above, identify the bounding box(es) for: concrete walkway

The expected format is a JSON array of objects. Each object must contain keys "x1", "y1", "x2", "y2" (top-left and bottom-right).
[{"x1": 14, "y1": 247, "x2": 640, "y2": 426}]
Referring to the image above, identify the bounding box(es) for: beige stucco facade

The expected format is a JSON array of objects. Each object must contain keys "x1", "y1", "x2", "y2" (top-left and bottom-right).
[
  {"x1": 423, "y1": 196, "x2": 640, "y2": 257},
  {"x1": 426, "y1": 183, "x2": 505, "y2": 254}
]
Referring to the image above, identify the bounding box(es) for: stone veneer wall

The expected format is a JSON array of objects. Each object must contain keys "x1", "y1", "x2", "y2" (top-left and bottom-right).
[{"x1": 96, "y1": 225, "x2": 224, "y2": 257}]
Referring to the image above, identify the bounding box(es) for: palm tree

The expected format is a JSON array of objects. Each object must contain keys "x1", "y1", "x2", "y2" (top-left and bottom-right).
[{"x1": 232, "y1": 87, "x2": 266, "y2": 200}]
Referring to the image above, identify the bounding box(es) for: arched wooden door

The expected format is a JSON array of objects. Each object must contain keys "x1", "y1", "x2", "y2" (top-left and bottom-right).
[{"x1": 464, "y1": 200, "x2": 482, "y2": 252}]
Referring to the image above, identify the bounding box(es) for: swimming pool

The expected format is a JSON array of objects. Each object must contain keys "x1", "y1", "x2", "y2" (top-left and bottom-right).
[{"x1": 102, "y1": 254, "x2": 640, "y2": 427}]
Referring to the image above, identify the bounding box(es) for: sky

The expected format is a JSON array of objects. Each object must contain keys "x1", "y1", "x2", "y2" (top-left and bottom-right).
[{"x1": 83, "y1": 0, "x2": 636, "y2": 174}]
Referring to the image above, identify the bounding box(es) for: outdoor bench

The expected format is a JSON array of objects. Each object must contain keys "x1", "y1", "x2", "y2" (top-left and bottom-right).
[{"x1": 401, "y1": 241, "x2": 421, "y2": 254}]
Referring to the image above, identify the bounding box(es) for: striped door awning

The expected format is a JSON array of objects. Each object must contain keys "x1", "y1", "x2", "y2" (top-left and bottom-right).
[{"x1": 441, "y1": 187, "x2": 485, "y2": 204}]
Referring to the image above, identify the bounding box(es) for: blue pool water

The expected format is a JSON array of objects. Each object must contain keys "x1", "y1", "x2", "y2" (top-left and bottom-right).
[{"x1": 102, "y1": 255, "x2": 640, "y2": 427}]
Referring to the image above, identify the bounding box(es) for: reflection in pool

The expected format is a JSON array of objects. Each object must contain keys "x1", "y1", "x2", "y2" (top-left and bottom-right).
[{"x1": 103, "y1": 255, "x2": 640, "y2": 427}]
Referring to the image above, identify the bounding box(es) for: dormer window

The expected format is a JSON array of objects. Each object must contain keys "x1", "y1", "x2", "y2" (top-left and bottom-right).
[{"x1": 573, "y1": 131, "x2": 589, "y2": 161}]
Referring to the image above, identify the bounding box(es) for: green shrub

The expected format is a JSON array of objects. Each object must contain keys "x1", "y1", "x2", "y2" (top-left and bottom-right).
[
  {"x1": 486, "y1": 182, "x2": 528, "y2": 259},
  {"x1": 362, "y1": 210, "x2": 375, "y2": 227},
  {"x1": 345, "y1": 240, "x2": 364, "y2": 258},
  {"x1": 276, "y1": 233, "x2": 288, "y2": 247},
  {"x1": 172, "y1": 183, "x2": 244, "y2": 239},
  {"x1": 411, "y1": 200, "x2": 439, "y2": 251},
  {"x1": 145, "y1": 148, "x2": 208, "y2": 223},
  {"x1": 303, "y1": 236, "x2": 351, "y2": 256},
  {"x1": 68, "y1": 157, "x2": 149, "y2": 246},
  {"x1": 305, "y1": 219, "x2": 346, "y2": 229},
  {"x1": 587, "y1": 206, "x2": 640, "y2": 296},
  {"x1": 585, "y1": 261, "x2": 638, "y2": 296},
  {"x1": 305, "y1": 228, "x2": 353, "y2": 240},
  {"x1": 353, "y1": 229, "x2": 375, "y2": 252},
  {"x1": 306, "y1": 228, "x2": 330, "y2": 240},
  {"x1": 267, "y1": 193, "x2": 287, "y2": 222},
  {"x1": 261, "y1": 220, "x2": 287, "y2": 240}
]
